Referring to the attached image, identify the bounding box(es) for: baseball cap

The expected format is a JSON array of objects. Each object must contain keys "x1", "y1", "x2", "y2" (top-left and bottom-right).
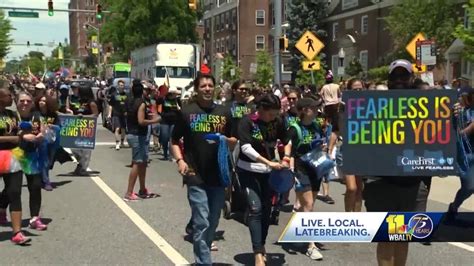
[
  {"x1": 35, "y1": 82, "x2": 46, "y2": 89},
  {"x1": 389, "y1": 59, "x2": 413, "y2": 74},
  {"x1": 297, "y1": 98, "x2": 320, "y2": 110},
  {"x1": 458, "y1": 86, "x2": 474, "y2": 96},
  {"x1": 59, "y1": 84, "x2": 69, "y2": 90}
]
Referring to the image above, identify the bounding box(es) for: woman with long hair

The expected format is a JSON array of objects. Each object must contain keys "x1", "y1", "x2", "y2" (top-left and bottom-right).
[
  {"x1": 35, "y1": 94, "x2": 60, "y2": 191},
  {"x1": 343, "y1": 78, "x2": 365, "y2": 212},
  {"x1": 236, "y1": 93, "x2": 289, "y2": 266},
  {"x1": 124, "y1": 81, "x2": 160, "y2": 201},
  {"x1": 0, "y1": 91, "x2": 48, "y2": 237},
  {"x1": 0, "y1": 88, "x2": 31, "y2": 244}
]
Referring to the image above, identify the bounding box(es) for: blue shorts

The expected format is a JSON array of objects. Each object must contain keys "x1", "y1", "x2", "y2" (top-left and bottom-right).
[{"x1": 127, "y1": 134, "x2": 148, "y2": 163}]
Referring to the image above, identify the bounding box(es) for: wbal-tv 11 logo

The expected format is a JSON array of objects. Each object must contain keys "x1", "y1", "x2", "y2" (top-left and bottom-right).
[{"x1": 386, "y1": 213, "x2": 434, "y2": 241}]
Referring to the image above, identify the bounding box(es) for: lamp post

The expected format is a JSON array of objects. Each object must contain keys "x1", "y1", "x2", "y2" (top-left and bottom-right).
[{"x1": 84, "y1": 23, "x2": 101, "y2": 78}]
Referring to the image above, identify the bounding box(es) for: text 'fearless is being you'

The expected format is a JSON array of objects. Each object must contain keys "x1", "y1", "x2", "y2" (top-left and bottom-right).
[{"x1": 345, "y1": 96, "x2": 452, "y2": 145}]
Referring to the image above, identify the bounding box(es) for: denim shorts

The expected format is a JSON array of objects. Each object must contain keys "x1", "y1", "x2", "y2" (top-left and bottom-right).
[{"x1": 127, "y1": 134, "x2": 148, "y2": 163}]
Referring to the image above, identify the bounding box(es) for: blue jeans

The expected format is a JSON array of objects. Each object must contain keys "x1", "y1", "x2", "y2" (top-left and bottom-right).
[
  {"x1": 159, "y1": 123, "x2": 174, "y2": 158},
  {"x1": 453, "y1": 156, "x2": 474, "y2": 210},
  {"x1": 187, "y1": 184, "x2": 225, "y2": 265}
]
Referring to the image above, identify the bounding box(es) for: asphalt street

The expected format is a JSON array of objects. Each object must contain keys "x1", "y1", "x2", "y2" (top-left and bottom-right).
[{"x1": 0, "y1": 127, "x2": 473, "y2": 265}]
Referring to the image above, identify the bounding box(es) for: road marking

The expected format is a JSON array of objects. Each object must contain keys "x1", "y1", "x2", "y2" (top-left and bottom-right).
[
  {"x1": 448, "y1": 242, "x2": 474, "y2": 252},
  {"x1": 90, "y1": 176, "x2": 189, "y2": 265}
]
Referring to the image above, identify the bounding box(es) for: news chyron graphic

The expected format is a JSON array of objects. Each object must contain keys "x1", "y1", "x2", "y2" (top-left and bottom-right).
[{"x1": 279, "y1": 212, "x2": 445, "y2": 243}]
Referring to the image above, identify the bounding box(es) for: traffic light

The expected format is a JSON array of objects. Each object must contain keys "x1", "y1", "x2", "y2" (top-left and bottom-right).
[
  {"x1": 188, "y1": 0, "x2": 197, "y2": 10},
  {"x1": 96, "y1": 4, "x2": 103, "y2": 20},
  {"x1": 48, "y1": 0, "x2": 54, "y2": 16},
  {"x1": 279, "y1": 35, "x2": 288, "y2": 51},
  {"x1": 27, "y1": 41, "x2": 30, "y2": 47}
]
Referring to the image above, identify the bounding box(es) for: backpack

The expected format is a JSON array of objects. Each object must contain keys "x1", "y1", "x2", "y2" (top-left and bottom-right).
[{"x1": 289, "y1": 121, "x2": 328, "y2": 150}]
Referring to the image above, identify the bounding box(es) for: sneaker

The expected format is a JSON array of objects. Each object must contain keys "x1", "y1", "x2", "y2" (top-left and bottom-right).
[
  {"x1": 43, "y1": 183, "x2": 53, "y2": 191},
  {"x1": 115, "y1": 143, "x2": 120, "y2": 150},
  {"x1": 185, "y1": 220, "x2": 193, "y2": 235},
  {"x1": 11, "y1": 231, "x2": 31, "y2": 245},
  {"x1": 138, "y1": 188, "x2": 152, "y2": 198},
  {"x1": 306, "y1": 246, "x2": 323, "y2": 260},
  {"x1": 29, "y1": 216, "x2": 48, "y2": 231},
  {"x1": 0, "y1": 211, "x2": 8, "y2": 225},
  {"x1": 320, "y1": 195, "x2": 335, "y2": 204},
  {"x1": 124, "y1": 192, "x2": 140, "y2": 201}
]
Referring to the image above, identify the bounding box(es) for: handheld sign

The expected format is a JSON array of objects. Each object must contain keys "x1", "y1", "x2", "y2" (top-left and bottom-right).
[
  {"x1": 342, "y1": 90, "x2": 457, "y2": 176},
  {"x1": 58, "y1": 115, "x2": 97, "y2": 149}
]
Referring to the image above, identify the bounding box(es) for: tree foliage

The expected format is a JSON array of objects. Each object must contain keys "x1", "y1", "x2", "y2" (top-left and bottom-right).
[
  {"x1": 255, "y1": 51, "x2": 274, "y2": 87},
  {"x1": 346, "y1": 58, "x2": 363, "y2": 77},
  {"x1": 100, "y1": 0, "x2": 198, "y2": 60},
  {"x1": 454, "y1": 1, "x2": 474, "y2": 62},
  {"x1": 385, "y1": 0, "x2": 460, "y2": 62},
  {"x1": 222, "y1": 55, "x2": 240, "y2": 82},
  {"x1": 287, "y1": 0, "x2": 328, "y2": 82},
  {"x1": 295, "y1": 69, "x2": 325, "y2": 87},
  {"x1": 0, "y1": 10, "x2": 13, "y2": 60}
]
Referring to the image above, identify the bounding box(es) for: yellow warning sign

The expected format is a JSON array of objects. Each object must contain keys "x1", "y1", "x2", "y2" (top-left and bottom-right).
[
  {"x1": 302, "y1": 60, "x2": 321, "y2": 71},
  {"x1": 295, "y1": 31, "x2": 324, "y2": 60},
  {"x1": 412, "y1": 63, "x2": 427, "y2": 74},
  {"x1": 406, "y1": 32, "x2": 426, "y2": 60}
]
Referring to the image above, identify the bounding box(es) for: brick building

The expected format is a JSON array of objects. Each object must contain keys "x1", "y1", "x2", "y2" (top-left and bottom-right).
[
  {"x1": 202, "y1": 0, "x2": 270, "y2": 82},
  {"x1": 322, "y1": 0, "x2": 394, "y2": 76},
  {"x1": 68, "y1": 0, "x2": 101, "y2": 59}
]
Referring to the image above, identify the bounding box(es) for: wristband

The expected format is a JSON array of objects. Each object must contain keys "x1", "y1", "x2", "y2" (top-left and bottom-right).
[
  {"x1": 176, "y1": 158, "x2": 183, "y2": 164},
  {"x1": 282, "y1": 157, "x2": 291, "y2": 163}
]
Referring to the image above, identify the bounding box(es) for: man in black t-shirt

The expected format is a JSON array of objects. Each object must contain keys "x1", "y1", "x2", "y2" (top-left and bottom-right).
[
  {"x1": 107, "y1": 80, "x2": 128, "y2": 150},
  {"x1": 171, "y1": 74, "x2": 236, "y2": 265}
]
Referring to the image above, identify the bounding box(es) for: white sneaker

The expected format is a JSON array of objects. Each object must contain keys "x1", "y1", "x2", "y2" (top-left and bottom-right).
[
  {"x1": 306, "y1": 246, "x2": 323, "y2": 260},
  {"x1": 115, "y1": 143, "x2": 120, "y2": 150}
]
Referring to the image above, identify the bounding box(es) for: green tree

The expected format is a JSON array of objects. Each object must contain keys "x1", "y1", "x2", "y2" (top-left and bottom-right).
[
  {"x1": 287, "y1": 0, "x2": 328, "y2": 82},
  {"x1": 346, "y1": 58, "x2": 363, "y2": 77},
  {"x1": 28, "y1": 51, "x2": 45, "y2": 59},
  {"x1": 0, "y1": 10, "x2": 13, "y2": 60},
  {"x1": 21, "y1": 57, "x2": 44, "y2": 75},
  {"x1": 255, "y1": 50, "x2": 274, "y2": 87},
  {"x1": 454, "y1": 1, "x2": 474, "y2": 62},
  {"x1": 385, "y1": 0, "x2": 460, "y2": 62},
  {"x1": 295, "y1": 69, "x2": 325, "y2": 87},
  {"x1": 100, "y1": 0, "x2": 198, "y2": 59},
  {"x1": 222, "y1": 55, "x2": 240, "y2": 82}
]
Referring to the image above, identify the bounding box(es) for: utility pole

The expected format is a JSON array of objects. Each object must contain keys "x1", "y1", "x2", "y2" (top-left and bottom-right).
[{"x1": 273, "y1": 0, "x2": 282, "y2": 87}]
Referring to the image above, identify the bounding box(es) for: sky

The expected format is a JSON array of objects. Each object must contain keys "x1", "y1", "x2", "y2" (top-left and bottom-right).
[{"x1": 2, "y1": 0, "x2": 70, "y2": 60}]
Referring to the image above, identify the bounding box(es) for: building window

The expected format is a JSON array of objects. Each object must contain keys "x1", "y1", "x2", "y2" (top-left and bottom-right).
[
  {"x1": 359, "y1": 50, "x2": 368, "y2": 71},
  {"x1": 256, "y1": 10, "x2": 265, "y2": 26},
  {"x1": 345, "y1": 19, "x2": 354, "y2": 30},
  {"x1": 218, "y1": 0, "x2": 226, "y2": 7},
  {"x1": 256, "y1": 35, "x2": 265, "y2": 50},
  {"x1": 342, "y1": 0, "x2": 359, "y2": 11},
  {"x1": 332, "y1": 22, "x2": 338, "y2": 42},
  {"x1": 331, "y1": 55, "x2": 339, "y2": 75},
  {"x1": 361, "y1": 15, "x2": 368, "y2": 35}
]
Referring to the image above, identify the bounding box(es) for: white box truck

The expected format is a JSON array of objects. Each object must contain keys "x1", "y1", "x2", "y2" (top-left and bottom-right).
[{"x1": 131, "y1": 43, "x2": 200, "y2": 99}]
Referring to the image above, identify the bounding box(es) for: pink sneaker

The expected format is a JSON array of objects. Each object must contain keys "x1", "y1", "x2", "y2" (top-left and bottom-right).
[
  {"x1": 11, "y1": 231, "x2": 31, "y2": 245},
  {"x1": 0, "y1": 211, "x2": 8, "y2": 225},
  {"x1": 124, "y1": 192, "x2": 140, "y2": 201},
  {"x1": 29, "y1": 217, "x2": 48, "y2": 231}
]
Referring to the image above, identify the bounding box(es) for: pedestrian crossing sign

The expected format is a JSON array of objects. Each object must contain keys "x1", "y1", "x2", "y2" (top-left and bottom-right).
[
  {"x1": 302, "y1": 60, "x2": 321, "y2": 71},
  {"x1": 295, "y1": 31, "x2": 324, "y2": 60}
]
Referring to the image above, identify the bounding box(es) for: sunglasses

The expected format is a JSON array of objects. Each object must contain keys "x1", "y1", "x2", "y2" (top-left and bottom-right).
[
  {"x1": 19, "y1": 99, "x2": 32, "y2": 104},
  {"x1": 237, "y1": 87, "x2": 249, "y2": 92},
  {"x1": 288, "y1": 97, "x2": 298, "y2": 101}
]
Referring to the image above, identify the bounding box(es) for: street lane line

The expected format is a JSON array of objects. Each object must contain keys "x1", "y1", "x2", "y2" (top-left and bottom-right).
[
  {"x1": 90, "y1": 176, "x2": 189, "y2": 265},
  {"x1": 448, "y1": 242, "x2": 474, "y2": 252}
]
